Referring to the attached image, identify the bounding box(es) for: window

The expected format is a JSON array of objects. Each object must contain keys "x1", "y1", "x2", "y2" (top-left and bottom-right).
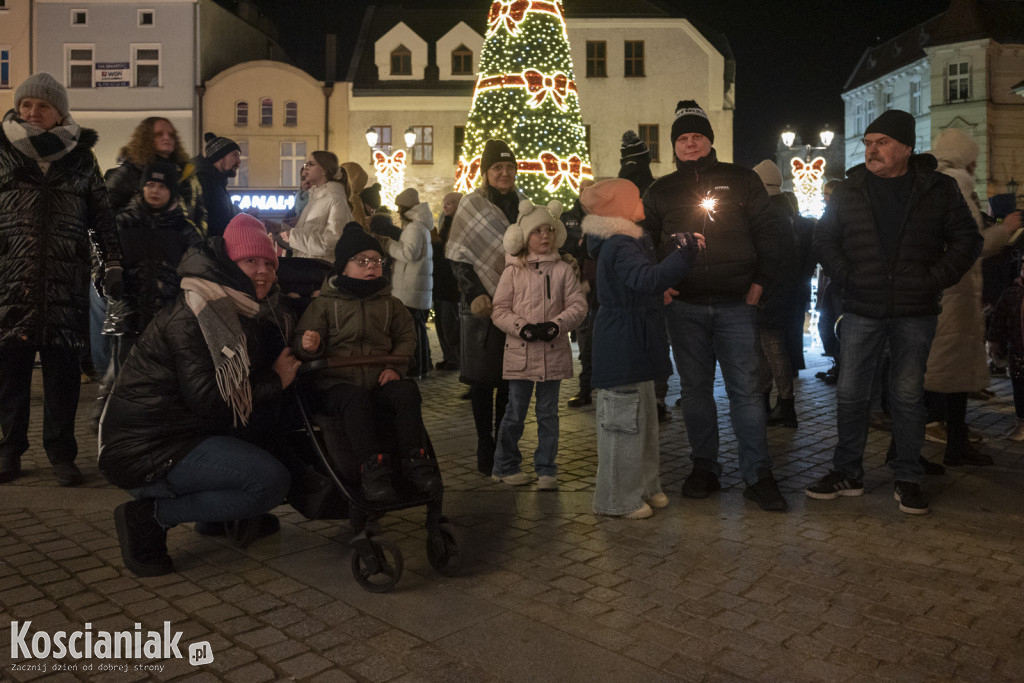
[
  {"x1": 0, "y1": 48, "x2": 9, "y2": 89},
  {"x1": 132, "y1": 45, "x2": 160, "y2": 87},
  {"x1": 865, "y1": 97, "x2": 876, "y2": 126},
  {"x1": 71, "y1": 9, "x2": 87, "y2": 25},
  {"x1": 883, "y1": 90, "x2": 893, "y2": 111},
  {"x1": 284, "y1": 101, "x2": 297, "y2": 126},
  {"x1": 854, "y1": 102, "x2": 864, "y2": 133},
  {"x1": 235, "y1": 101, "x2": 248, "y2": 127},
  {"x1": 454, "y1": 125, "x2": 464, "y2": 163},
  {"x1": 260, "y1": 98, "x2": 272, "y2": 126},
  {"x1": 452, "y1": 45, "x2": 473, "y2": 76},
  {"x1": 280, "y1": 141, "x2": 306, "y2": 187},
  {"x1": 948, "y1": 61, "x2": 970, "y2": 101},
  {"x1": 586, "y1": 41, "x2": 606, "y2": 78},
  {"x1": 138, "y1": 10, "x2": 154, "y2": 26},
  {"x1": 368, "y1": 125, "x2": 392, "y2": 156},
  {"x1": 66, "y1": 45, "x2": 94, "y2": 88},
  {"x1": 228, "y1": 140, "x2": 249, "y2": 188},
  {"x1": 410, "y1": 125, "x2": 433, "y2": 164},
  {"x1": 391, "y1": 45, "x2": 411, "y2": 76},
  {"x1": 910, "y1": 80, "x2": 922, "y2": 116},
  {"x1": 638, "y1": 124, "x2": 660, "y2": 162},
  {"x1": 624, "y1": 41, "x2": 645, "y2": 77},
  {"x1": 584, "y1": 124, "x2": 592, "y2": 155}
]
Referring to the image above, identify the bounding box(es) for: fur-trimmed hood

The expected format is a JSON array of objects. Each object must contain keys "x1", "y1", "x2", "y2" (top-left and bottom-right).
[{"x1": 581, "y1": 214, "x2": 644, "y2": 240}]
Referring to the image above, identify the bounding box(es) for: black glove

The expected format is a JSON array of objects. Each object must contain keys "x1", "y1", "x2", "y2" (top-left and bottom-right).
[
  {"x1": 537, "y1": 321, "x2": 560, "y2": 342},
  {"x1": 519, "y1": 323, "x2": 540, "y2": 342},
  {"x1": 673, "y1": 232, "x2": 701, "y2": 265},
  {"x1": 101, "y1": 264, "x2": 124, "y2": 300}
]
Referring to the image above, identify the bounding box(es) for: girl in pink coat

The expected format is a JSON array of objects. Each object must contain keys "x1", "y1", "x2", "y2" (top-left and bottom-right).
[{"x1": 490, "y1": 199, "x2": 587, "y2": 489}]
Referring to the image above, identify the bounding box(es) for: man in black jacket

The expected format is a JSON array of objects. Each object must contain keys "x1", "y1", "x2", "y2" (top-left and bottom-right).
[
  {"x1": 644, "y1": 100, "x2": 786, "y2": 512},
  {"x1": 192, "y1": 131, "x2": 241, "y2": 238},
  {"x1": 808, "y1": 110, "x2": 981, "y2": 515}
]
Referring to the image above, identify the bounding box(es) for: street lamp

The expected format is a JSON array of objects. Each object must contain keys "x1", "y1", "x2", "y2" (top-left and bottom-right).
[{"x1": 368, "y1": 126, "x2": 418, "y2": 210}]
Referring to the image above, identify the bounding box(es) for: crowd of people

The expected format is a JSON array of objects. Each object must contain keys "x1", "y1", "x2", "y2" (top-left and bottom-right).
[{"x1": 0, "y1": 72, "x2": 1019, "y2": 578}]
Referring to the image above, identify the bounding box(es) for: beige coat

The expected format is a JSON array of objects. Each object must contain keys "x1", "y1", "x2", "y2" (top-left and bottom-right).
[{"x1": 924, "y1": 165, "x2": 1008, "y2": 393}]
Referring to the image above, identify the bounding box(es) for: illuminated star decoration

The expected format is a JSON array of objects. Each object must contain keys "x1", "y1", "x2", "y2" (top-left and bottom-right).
[
  {"x1": 791, "y1": 157, "x2": 827, "y2": 218},
  {"x1": 373, "y1": 149, "x2": 407, "y2": 210},
  {"x1": 457, "y1": 0, "x2": 592, "y2": 206}
]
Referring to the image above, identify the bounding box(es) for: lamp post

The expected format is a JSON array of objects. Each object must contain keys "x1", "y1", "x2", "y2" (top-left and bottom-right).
[
  {"x1": 780, "y1": 126, "x2": 834, "y2": 218},
  {"x1": 367, "y1": 126, "x2": 418, "y2": 210}
]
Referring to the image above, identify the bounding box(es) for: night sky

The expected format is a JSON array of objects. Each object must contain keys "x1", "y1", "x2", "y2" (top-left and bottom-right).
[{"x1": 240, "y1": 0, "x2": 952, "y2": 167}]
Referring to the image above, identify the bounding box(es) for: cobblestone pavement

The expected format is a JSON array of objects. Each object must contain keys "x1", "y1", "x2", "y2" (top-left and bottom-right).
[{"x1": 2, "y1": 333, "x2": 1023, "y2": 681}]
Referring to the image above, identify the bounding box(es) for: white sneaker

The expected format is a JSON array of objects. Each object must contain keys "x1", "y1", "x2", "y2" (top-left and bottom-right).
[
  {"x1": 537, "y1": 475, "x2": 558, "y2": 490},
  {"x1": 624, "y1": 504, "x2": 653, "y2": 519},
  {"x1": 1008, "y1": 419, "x2": 1024, "y2": 442},
  {"x1": 492, "y1": 472, "x2": 532, "y2": 486},
  {"x1": 648, "y1": 492, "x2": 669, "y2": 508}
]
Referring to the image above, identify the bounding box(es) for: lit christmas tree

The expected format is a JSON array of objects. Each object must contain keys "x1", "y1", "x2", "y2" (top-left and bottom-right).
[{"x1": 454, "y1": 0, "x2": 593, "y2": 205}]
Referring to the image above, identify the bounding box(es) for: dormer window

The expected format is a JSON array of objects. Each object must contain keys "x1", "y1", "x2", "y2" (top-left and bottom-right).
[
  {"x1": 391, "y1": 45, "x2": 411, "y2": 76},
  {"x1": 452, "y1": 45, "x2": 472, "y2": 76}
]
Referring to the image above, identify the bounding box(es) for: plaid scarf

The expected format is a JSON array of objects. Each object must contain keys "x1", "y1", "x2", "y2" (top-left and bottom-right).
[
  {"x1": 2, "y1": 109, "x2": 81, "y2": 163},
  {"x1": 179, "y1": 276, "x2": 260, "y2": 427},
  {"x1": 446, "y1": 187, "x2": 518, "y2": 296}
]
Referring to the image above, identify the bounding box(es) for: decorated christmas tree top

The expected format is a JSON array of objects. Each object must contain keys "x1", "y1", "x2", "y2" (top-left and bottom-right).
[{"x1": 454, "y1": 0, "x2": 593, "y2": 205}]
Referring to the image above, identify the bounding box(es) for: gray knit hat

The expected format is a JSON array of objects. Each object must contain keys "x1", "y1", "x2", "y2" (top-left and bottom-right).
[
  {"x1": 15, "y1": 73, "x2": 69, "y2": 121},
  {"x1": 204, "y1": 131, "x2": 240, "y2": 163}
]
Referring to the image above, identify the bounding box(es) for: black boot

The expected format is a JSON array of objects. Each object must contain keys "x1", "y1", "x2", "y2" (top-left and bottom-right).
[
  {"x1": 401, "y1": 448, "x2": 443, "y2": 496},
  {"x1": 114, "y1": 499, "x2": 174, "y2": 577},
  {"x1": 766, "y1": 397, "x2": 798, "y2": 428},
  {"x1": 360, "y1": 453, "x2": 397, "y2": 503}
]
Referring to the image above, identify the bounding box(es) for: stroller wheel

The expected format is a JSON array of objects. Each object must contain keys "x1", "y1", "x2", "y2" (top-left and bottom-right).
[
  {"x1": 351, "y1": 537, "x2": 404, "y2": 592},
  {"x1": 427, "y1": 522, "x2": 461, "y2": 577}
]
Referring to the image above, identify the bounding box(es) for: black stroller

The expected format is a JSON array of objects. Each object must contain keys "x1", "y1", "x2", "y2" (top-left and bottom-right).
[{"x1": 273, "y1": 258, "x2": 460, "y2": 592}]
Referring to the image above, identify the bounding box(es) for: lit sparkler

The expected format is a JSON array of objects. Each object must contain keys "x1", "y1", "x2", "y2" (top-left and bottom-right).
[{"x1": 698, "y1": 192, "x2": 717, "y2": 268}]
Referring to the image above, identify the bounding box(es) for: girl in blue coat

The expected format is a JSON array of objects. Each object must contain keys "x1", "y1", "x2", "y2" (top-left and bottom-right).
[{"x1": 581, "y1": 179, "x2": 703, "y2": 519}]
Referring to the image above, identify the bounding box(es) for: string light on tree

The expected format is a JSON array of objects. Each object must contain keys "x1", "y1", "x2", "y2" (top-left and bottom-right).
[{"x1": 455, "y1": 0, "x2": 593, "y2": 205}]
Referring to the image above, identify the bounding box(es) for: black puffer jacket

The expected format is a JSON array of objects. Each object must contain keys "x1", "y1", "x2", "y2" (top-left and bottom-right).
[
  {"x1": 644, "y1": 149, "x2": 779, "y2": 304},
  {"x1": 191, "y1": 155, "x2": 238, "y2": 238},
  {"x1": 103, "y1": 196, "x2": 202, "y2": 336},
  {"x1": 98, "y1": 239, "x2": 293, "y2": 489},
  {"x1": 0, "y1": 124, "x2": 121, "y2": 349},
  {"x1": 813, "y1": 155, "x2": 982, "y2": 318},
  {"x1": 105, "y1": 158, "x2": 207, "y2": 233}
]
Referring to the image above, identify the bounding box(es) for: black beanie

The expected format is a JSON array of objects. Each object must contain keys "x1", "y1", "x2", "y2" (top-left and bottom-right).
[
  {"x1": 864, "y1": 110, "x2": 916, "y2": 150},
  {"x1": 620, "y1": 130, "x2": 650, "y2": 166},
  {"x1": 480, "y1": 139, "x2": 516, "y2": 175},
  {"x1": 334, "y1": 222, "x2": 384, "y2": 267},
  {"x1": 139, "y1": 158, "x2": 179, "y2": 196},
  {"x1": 204, "y1": 131, "x2": 241, "y2": 163},
  {"x1": 359, "y1": 183, "x2": 382, "y2": 210},
  {"x1": 670, "y1": 100, "x2": 714, "y2": 144}
]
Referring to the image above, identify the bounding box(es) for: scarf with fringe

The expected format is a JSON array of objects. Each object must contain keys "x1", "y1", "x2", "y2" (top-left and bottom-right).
[
  {"x1": 179, "y1": 276, "x2": 260, "y2": 427},
  {"x1": 2, "y1": 109, "x2": 81, "y2": 163}
]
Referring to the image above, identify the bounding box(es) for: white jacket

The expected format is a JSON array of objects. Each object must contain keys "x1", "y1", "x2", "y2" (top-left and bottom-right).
[
  {"x1": 387, "y1": 202, "x2": 433, "y2": 310},
  {"x1": 289, "y1": 181, "x2": 353, "y2": 262}
]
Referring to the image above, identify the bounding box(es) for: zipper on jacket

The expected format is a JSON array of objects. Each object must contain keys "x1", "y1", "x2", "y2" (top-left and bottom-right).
[{"x1": 545, "y1": 274, "x2": 551, "y2": 300}]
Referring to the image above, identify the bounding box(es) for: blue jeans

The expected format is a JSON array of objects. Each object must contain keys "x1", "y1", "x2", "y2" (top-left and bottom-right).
[
  {"x1": 665, "y1": 300, "x2": 769, "y2": 484},
  {"x1": 129, "y1": 436, "x2": 290, "y2": 527},
  {"x1": 493, "y1": 379, "x2": 560, "y2": 477},
  {"x1": 593, "y1": 382, "x2": 661, "y2": 516},
  {"x1": 833, "y1": 313, "x2": 936, "y2": 483}
]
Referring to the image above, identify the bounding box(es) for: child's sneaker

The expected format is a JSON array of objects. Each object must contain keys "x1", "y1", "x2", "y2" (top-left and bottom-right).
[
  {"x1": 492, "y1": 471, "x2": 532, "y2": 486},
  {"x1": 361, "y1": 453, "x2": 397, "y2": 503},
  {"x1": 401, "y1": 448, "x2": 442, "y2": 496},
  {"x1": 648, "y1": 492, "x2": 669, "y2": 508},
  {"x1": 624, "y1": 503, "x2": 653, "y2": 519},
  {"x1": 537, "y1": 475, "x2": 558, "y2": 491}
]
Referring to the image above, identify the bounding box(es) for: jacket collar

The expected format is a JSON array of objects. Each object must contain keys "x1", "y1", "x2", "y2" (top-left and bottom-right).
[
  {"x1": 675, "y1": 148, "x2": 718, "y2": 175},
  {"x1": 846, "y1": 153, "x2": 939, "y2": 190}
]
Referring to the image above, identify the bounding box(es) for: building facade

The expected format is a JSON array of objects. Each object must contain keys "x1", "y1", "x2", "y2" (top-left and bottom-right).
[
  {"x1": 0, "y1": 0, "x2": 33, "y2": 115},
  {"x1": 841, "y1": 0, "x2": 1024, "y2": 201}
]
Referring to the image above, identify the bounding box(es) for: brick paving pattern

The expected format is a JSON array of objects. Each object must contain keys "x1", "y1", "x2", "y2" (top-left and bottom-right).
[{"x1": 2, "y1": 331, "x2": 1023, "y2": 681}]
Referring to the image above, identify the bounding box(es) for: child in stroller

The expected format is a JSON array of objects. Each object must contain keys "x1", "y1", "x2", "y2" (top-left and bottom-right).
[{"x1": 293, "y1": 223, "x2": 442, "y2": 503}]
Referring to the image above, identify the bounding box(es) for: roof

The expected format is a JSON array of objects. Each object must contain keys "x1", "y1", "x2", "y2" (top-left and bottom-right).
[{"x1": 844, "y1": 0, "x2": 1024, "y2": 92}]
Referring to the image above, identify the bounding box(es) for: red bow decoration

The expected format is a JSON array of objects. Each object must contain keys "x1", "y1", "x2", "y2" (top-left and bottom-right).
[
  {"x1": 523, "y1": 69, "x2": 572, "y2": 110},
  {"x1": 373, "y1": 149, "x2": 406, "y2": 175},
  {"x1": 488, "y1": 0, "x2": 531, "y2": 35},
  {"x1": 540, "y1": 152, "x2": 585, "y2": 192}
]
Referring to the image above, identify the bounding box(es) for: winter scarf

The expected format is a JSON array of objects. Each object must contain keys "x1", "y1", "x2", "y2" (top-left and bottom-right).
[
  {"x1": 179, "y1": 276, "x2": 260, "y2": 427},
  {"x1": 2, "y1": 109, "x2": 81, "y2": 163},
  {"x1": 446, "y1": 187, "x2": 520, "y2": 296},
  {"x1": 332, "y1": 274, "x2": 388, "y2": 299}
]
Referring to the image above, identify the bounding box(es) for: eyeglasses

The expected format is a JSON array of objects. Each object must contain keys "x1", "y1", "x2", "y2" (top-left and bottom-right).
[
  {"x1": 303, "y1": 161, "x2": 317, "y2": 169},
  {"x1": 531, "y1": 226, "x2": 556, "y2": 235},
  {"x1": 348, "y1": 256, "x2": 385, "y2": 267}
]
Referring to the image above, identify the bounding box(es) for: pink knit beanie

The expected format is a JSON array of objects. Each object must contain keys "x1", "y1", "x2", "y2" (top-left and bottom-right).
[
  {"x1": 223, "y1": 213, "x2": 278, "y2": 269},
  {"x1": 580, "y1": 178, "x2": 645, "y2": 222}
]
